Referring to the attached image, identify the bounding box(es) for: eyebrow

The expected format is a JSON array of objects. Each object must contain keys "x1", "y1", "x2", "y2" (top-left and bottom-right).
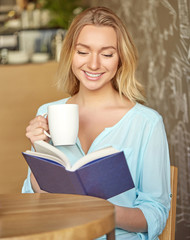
[{"x1": 76, "y1": 43, "x2": 117, "y2": 51}]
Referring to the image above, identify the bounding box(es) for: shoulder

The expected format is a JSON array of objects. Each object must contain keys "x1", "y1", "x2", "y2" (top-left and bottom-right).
[
  {"x1": 134, "y1": 103, "x2": 163, "y2": 123},
  {"x1": 36, "y1": 97, "x2": 70, "y2": 116},
  {"x1": 128, "y1": 103, "x2": 167, "y2": 141},
  {"x1": 126, "y1": 103, "x2": 165, "y2": 133}
]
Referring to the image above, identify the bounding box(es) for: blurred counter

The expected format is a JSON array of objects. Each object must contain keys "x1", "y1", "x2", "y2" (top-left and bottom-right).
[{"x1": 0, "y1": 61, "x2": 69, "y2": 193}]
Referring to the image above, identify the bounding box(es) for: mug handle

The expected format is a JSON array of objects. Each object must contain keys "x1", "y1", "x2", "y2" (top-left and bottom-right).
[
  {"x1": 44, "y1": 130, "x2": 51, "y2": 138},
  {"x1": 42, "y1": 113, "x2": 51, "y2": 138}
]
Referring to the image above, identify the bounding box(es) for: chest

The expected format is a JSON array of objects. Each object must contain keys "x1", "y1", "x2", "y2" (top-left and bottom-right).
[{"x1": 78, "y1": 109, "x2": 127, "y2": 154}]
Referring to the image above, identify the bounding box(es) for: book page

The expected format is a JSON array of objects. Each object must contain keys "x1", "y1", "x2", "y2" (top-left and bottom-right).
[
  {"x1": 71, "y1": 147, "x2": 119, "y2": 171},
  {"x1": 34, "y1": 141, "x2": 71, "y2": 169},
  {"x1": 25, "y1": 150, "x2": 67, "y2": 167}
]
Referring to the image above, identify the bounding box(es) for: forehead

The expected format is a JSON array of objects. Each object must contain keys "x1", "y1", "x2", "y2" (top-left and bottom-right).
[{"x1": 76, "y1": 25, "x2": 117, "y2": 48}]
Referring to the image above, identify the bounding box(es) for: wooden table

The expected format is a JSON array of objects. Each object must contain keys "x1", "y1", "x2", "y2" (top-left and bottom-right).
[{"x1": 0, "y1": 193, "x2": 115, "y2": 240}]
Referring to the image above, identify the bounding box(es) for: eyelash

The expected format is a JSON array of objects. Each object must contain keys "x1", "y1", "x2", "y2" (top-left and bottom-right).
[
  {"x1": 77, "y1": 50, "x2": 88, "y2": 55},
  {"x1": 77, "y1": 51, "x2": 113, "y2": 58},
  {"x1": 102, "y1": 54, "x2": 113, "y2": 58}
]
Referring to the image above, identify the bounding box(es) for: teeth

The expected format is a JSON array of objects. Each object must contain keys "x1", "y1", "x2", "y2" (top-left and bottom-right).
[{"x1": 85, "y1": 71, "x2": 102, "y2": 77}]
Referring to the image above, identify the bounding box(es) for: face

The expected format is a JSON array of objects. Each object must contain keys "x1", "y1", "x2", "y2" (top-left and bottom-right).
[{"x1": 72, "y1": 25, "x2": 119, "y2": 92}]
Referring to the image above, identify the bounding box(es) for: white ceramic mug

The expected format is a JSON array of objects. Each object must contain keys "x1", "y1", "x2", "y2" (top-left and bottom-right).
[{"x1": 44, "y1": 104, "x2": 79, "y2": 146}]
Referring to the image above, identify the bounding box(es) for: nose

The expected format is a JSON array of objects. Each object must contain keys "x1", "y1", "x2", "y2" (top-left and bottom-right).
[{"x1": 87, "y1": 53, "x2": 100, "y2": 70}]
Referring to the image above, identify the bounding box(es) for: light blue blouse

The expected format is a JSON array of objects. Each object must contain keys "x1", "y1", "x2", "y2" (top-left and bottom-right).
[{"x1": 22, "y1": 97, "x2": 171, "y2": 240}]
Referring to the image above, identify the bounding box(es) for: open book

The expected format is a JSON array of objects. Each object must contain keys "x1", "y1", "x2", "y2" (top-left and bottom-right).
[{"x1": 22, "y1": 140, "x2": 134, "y2": 199}]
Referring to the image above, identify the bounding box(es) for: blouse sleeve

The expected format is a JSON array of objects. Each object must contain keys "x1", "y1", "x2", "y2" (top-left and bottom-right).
[
  {"x1": 134, "y1": 116, "x2": 171, "y2": 239},
  {"x1": 21, "y1": 105, "x2": 47, "y2": 194},
  {"x1": 22, "y1": 167, "x2": 34, "y2": 193}
]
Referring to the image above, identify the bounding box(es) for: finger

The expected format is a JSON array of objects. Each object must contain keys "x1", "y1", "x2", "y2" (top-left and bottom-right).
[
  {"x1": 26, "y1": 120, "x2": 49, "y2": 133},
  {"x1": 27, "y1": 132, "x2": 49, "y2": 145},
  {"x1": 26, "y1": 127, "x2": 44, "y2": 136},
  {"x1": 29, "y1": 115, "x2": 48, "y2": 126},
  {"x1": 26, "y1": 126, "x2": 48, "y2": 141}
]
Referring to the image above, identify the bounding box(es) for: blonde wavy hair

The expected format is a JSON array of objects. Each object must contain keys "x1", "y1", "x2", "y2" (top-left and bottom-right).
[{"x1": 57, "y1": 6, "x2": 146, "y2": 104}]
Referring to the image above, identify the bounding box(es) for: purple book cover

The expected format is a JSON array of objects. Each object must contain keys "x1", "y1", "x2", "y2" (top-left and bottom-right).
[
  {"x1": 78, "y1": 152, "x2": 134, "y2": 199},
  {"x1": 22, "y1": 151, "x2": 134, "y2": 199}
]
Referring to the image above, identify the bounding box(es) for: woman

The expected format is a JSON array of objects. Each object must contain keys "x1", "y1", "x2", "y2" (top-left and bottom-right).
[{"x1": 23, "y1": 7, "x2": 171, "y2": 240}]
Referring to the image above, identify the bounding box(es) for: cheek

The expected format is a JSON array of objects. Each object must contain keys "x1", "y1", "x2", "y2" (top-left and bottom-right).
[
  {"x1": 72, "y1": 57, "x2": 80, "y2": 76},
  {"x1": 72, "y1": 55, "x2": 85, "y2": 68},
  {"x1": 72, "y1": 56, "x2": 79, "y2": 70},
  {"x1": 109, "y1": 59, "x2": 119, "y2": 74},
  {"x1": 71, "y1": 56, "x2": 85, "y2": 79}
]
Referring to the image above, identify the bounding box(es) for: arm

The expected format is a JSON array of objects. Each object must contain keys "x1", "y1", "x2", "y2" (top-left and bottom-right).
[
  {"x1": 23, "y1": 112, "x2": 50, "y2": 193},
  {"x1": 30, "y1": 172, "x2": 46, "y2": 193},
  {"x1": 115, "y1": 205, "x2": 148, "y2": 232},
  {"x1": 112, "y1": 116, "x2": 171, "y2": 238},
  {"x1": 133, "y1": 117, "x2": 171, "y2": 238}
]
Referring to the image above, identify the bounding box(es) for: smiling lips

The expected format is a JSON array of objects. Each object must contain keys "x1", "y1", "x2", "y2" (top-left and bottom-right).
[{"x1": 84, "y1": 71, "x2": 104, "y2": 80}]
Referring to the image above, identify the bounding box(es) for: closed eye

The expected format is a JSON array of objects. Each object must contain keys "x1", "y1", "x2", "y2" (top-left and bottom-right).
[
  {"x1": 102, "y1": 54, "x2": 113, "y2": 57},
  {"x1": 77, "y1": 50, "x2": 88, "y2": 55}
]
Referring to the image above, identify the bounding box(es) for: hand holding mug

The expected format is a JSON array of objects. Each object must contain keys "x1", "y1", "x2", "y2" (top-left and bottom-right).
[{"x1": 26, "y1": 115, "x2": 49, "y2": 146}]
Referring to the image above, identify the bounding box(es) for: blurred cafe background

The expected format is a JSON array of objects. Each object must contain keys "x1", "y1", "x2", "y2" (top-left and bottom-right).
[
  {"x1": 0, "y1": 0, "x2": 88, "y2": 195},
  {"x1": 0, "y1": 0, "x2": 189, "y2": 239},
  {"x1": 0, "y1": 0, "x2": 87, "y2": 63}
]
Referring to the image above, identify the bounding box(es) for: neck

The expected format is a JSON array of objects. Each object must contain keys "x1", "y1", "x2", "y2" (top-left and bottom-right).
[{"x1": 73, "y1": 84, "x2": 120, "y2": 108}]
